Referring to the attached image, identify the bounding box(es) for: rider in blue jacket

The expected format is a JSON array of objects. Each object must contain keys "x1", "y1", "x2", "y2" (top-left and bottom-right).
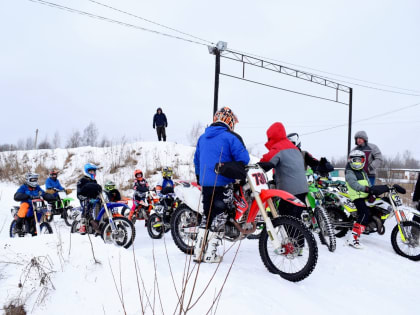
[
  {"x1": 45, "y1": 170, "x2": 64, "y2": 197},
  {"x1": 193, "y1": 107, "x2": 250, "y2": 263}
]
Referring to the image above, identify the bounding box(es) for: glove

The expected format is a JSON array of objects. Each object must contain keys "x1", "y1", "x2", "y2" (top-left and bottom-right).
[
  {"x1": 195, "y1": 174, "x2": 200, "y2": 184},
  {"x1": 257, "y1": 161, "x2": 274, "y2": 172},
  {"x1": 65, "y1": 188, "x2": 73, "y2": 195},
  {"x1": 370, "y1": 185, "x2": 389, "y2": 196},
  {"x1": 165, "y1": 123, "x2": 168, "y2": 127},
  {"x1": 153, "y1": 125, "x2": 155, "y2": 129},
  {"x1": 320, "y1": 157, "x2": 327, "y2": 165},
  {"x1": 364, "y1": 186, "x2": 370, "y2": 193}
]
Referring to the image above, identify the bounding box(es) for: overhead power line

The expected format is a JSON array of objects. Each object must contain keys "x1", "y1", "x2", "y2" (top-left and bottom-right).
[
  {"x1": 87, "y1": 0, "x2": 214, "y2": 45},
  {"x1": 300, "y1": 102, "x2": 420, "y2": 136},
  {"x1": 27, "y1": 0, "x2": 208, "y2": 46}
]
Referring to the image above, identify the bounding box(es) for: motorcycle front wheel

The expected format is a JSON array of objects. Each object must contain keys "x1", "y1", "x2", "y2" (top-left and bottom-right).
[
  {"x1": 101, "y1": 217, "x2": 136, "y2": 249},
  {"x1": 147, "y1": 213, "x2": 164, "y2": 239},
  {"x1": 391, "y1": 221, "x2": 420, "y2": 261},
  {"x1": 170, "y1": 204, "x2": 201, "y2": 254},
  {"x1": 259, "y1": 215, "x2": 318, "y2": 282}
]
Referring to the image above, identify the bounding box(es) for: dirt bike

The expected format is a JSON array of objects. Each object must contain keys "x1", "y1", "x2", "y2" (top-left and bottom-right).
[
  {"x1": 302, "y1": 170, "x2": 336, "y2": 252},
  {"x1": 170, "y1": 164, "x2": 318, "y2": 282},
  {"x1": 146, "y1": 191, "x2": 179, "y2": 239},
  {"x1": 10, "y1": 198, "x2": 53, "y2": 237},
  {"x1": 44, "y1": 189, "x2": 75, "y2": 226},
  {"x1": 71, "y1": 193, "x2": 136, "y2": 249},
  {"x1": 324, "y1": 183, "x2": 420, "y2": 261},
  {"x1": 122, "y1": 191, "x2": 160, "y2": 224}
]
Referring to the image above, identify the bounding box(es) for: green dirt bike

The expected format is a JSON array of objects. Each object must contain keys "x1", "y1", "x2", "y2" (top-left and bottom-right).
[
  {"x1": 302, "y1": 170, "x2": 336, "y2": 252},
  {"x1": 324, "y1": 182, "x2": 420, "y2": 261},
  {"x1": 45, "y1": 190, "x2": 76, "y2": 226}
]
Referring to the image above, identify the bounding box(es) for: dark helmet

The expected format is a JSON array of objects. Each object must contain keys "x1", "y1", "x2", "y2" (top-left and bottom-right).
[{"x1": 287, "y1": 133, "x2": 301, "y2": 149}]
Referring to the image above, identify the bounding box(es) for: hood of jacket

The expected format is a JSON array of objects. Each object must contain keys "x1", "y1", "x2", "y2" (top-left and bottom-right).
[
  {"x1": 156, "y1": 107, "x2": 163, "y2": 113},
  {"x1": 203, "y1": 123, "x2": 229, "y2": 139},
  {"x1": 354, "y1": 130, "x2": 368, "y2": 144},
  {"x1": 265, "y1": 122, "x2": 296, "y2": 150}
]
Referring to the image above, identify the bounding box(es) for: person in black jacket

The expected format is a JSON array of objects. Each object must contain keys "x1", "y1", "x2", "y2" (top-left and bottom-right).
[
  {"x1": 153, "y1": 107, "x2": 168, "y2": 141},
  {"x1": 413, "y1": 174, "x2": 420, "y2": 211},
  {"x1": 76, "y1": 163, "x2": 102, "y2": 234}
]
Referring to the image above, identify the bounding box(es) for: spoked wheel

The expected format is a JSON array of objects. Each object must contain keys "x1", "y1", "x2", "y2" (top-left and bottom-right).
[
  {"x1": 64, "y1": 206, "x2": 81, "y2": 227},
  {"x1": 101, "y1": 217, "x2": 136, "y2": 249},
  {"x1": 147, "y1": 213, "x2": 164, "y2": 239},
  {"x1": 326, "y1": 206, "x2": 351, "y2": 238},
  {"x1": 170, "y1": 204, "x2": 201, "y2": 254},
  {"x1": 259, "y1": 215, "x2": 318, "y2": 282},
  {"x1": 314, "y1": 206, "x2": 336, "y2": 252},
  {"x1": 391, "y1": 221, "x2": 420, "y2": 261}
]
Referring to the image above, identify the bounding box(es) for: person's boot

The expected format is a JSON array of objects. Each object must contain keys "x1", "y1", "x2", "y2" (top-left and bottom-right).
[
  {"x1": 347, "y1": 223, "x2": 365, "y2": 249},
  {"x1": 193, "y1": 228, "x2": 208, "y2": 262},
  {"x1": 203, "y1": 231, "x2": 223, "y2": 263},
  {"x1": 14, "y1": 217, "x2": 25, "y2": 236},
  {"x1": 79, "y1": 218, "x2": 87, "y2": 235},
  {"x1": 128, "y1": 209, "x2": 135, "y2": 221}
]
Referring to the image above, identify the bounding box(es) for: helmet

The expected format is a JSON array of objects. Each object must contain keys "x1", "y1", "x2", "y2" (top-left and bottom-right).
[
  {"x1": 84, "y1": 163, "x2": 98, "y2": 179},
  {"x1": 213, "y1": 107, "x2": 238, "y2": 131},
  {"x1": 162, "y1": 166, "x2": 173, "y2": 178},
  {"x1": 50, "y1": 169, "x2": 59, "y2": 178},
  {"x1": 134, "y1": 169, "x2": 143, "y2": 179},
  {"x1": 287, "y1": 133, "x2": 301, "y2": 149},
  {"x1": 104, "y1": 180, "x2": 116, "y2": 192},
  {"x1": 26, "y1": 172, "x2": 39, "y2": 188},
  {"x1": 348, "y1": 150, "x2": 366, "y2": 170}
]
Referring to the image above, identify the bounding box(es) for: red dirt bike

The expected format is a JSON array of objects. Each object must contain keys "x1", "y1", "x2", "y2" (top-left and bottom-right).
[
  {"x1": 170, "y1": 164, "x2": 318, "y2": 282},
  {"x1": 122, "y1": 191, "x2": 160, "y2": 224}
]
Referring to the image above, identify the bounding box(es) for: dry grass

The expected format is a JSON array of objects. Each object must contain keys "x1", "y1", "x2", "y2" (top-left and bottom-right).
[{"x1": 3, "y1": 300, "x2": 26, "y2": 315}]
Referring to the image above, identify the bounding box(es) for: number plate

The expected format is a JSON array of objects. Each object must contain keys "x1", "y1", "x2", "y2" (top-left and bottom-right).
[{"x1": 248, "y1": 168, "x2": 269, "y2": 192}]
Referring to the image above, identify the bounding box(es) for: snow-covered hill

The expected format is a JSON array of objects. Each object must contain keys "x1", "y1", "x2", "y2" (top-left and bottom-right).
[{"x1": 0, "y1": 142, "x2": 419, "y2": 315}]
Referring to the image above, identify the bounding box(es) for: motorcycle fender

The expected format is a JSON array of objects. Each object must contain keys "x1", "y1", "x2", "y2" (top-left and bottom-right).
[{"x1": 247, "y1": 189, "x2": 306, "y2": 223}]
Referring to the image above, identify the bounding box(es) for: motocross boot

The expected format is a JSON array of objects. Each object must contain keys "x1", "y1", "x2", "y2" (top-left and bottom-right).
[
  {"x1": 203, "y1": 231, "x2": 224, "y2": 263},
  {"x1": 193, "y1": 228, "x2": 208, "y2": 262},
  {"x1": 14, "y1": 217, "x2": 25, "y2": 237},
  {"x1": 347, "y1": 223, "x2": 365, "y2": 249}
]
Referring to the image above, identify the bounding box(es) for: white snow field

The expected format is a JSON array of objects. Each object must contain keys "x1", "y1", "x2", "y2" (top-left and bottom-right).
[{"x1": 0, "y1": 142, "x2": 419, "y2": 315}]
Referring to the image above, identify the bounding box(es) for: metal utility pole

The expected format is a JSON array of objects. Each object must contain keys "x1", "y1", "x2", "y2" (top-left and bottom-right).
[
  {"x1": 34, "y1": 129, "x2": 39, "y2": 150},
  {"x1": 347, "y1": 88, "x2": 353, "y2": 156},
  {"x1": 209, "y1": 41, "x2": 227, "y2": 115}
]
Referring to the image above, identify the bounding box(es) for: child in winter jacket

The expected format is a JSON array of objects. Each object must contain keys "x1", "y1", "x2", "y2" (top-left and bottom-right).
[
  {"x1": 45, "y1": 169, "x2": 65, "y2": 197},
  {"x1": 128, "y1": 169, "x2": 150, "y2": 220}
]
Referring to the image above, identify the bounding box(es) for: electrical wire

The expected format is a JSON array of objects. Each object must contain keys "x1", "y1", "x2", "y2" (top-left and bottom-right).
[
  {"x1": 229, "y1": 48, "x2": 420, "y2": 96},
  {"x1": 87, "y1": 0, "x2": 214, "y2": 45},
  {"x1": 26, "y1": 0, "x2": 209, "y2": 46},
  {"x1": 300, "y1": 102, "x2": 420, "y2": 136}
]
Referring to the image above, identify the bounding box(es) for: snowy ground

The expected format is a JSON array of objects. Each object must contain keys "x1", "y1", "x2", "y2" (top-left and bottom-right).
[
  {"x1": 1, "y1": 180, "x2": 419, "y2": 315},
  {"x1": 0, "y1": 142, "x2": 419, "y2": 314}
]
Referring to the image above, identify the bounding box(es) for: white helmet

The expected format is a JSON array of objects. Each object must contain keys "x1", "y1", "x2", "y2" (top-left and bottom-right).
[
  {"x1": 348, "y1": 150, "x2": 366, "y2": 170},
  {"x1": 25, "y1": 172, "x2": 39, "y2": 188},
  {"x1": 287, "y1": 133, "x2": 301, "y2": 149}
]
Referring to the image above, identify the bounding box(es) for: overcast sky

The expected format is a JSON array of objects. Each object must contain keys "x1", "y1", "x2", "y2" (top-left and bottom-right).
[{"x1": 1, "y1": 0, "x2": 419, "y2": 160}]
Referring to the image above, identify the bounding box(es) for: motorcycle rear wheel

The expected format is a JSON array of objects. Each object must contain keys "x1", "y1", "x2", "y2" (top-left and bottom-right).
[
  {"x1": 259, "y1": 215, "x2": 318, "y2": 282},
  {"x1": 314, "y1": 206, "x2": 336, "y2": 252},
  {"x1": 325, "y1": 206, "x2": 351, "y2": 238},
  {"x1": 391, "y1": 221, "x2": 420, "y2": 261}
]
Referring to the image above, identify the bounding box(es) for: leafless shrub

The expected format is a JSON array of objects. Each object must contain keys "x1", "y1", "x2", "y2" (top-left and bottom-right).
[
  {"x1": 52, "y1": 131, "x2": 61, "y2": 149},
  {"x1": 3, "y1": 299, "x2": 26, "y2": 315},
  {"x1": 64, "y1": 151, "x2": 75, "y2": 166},
  {"x1": 37, "y1": 137, "x2": 51, "y2": 150},
  {"x1": 66, "y1": 130, "x2": 82, "y2": 148}
]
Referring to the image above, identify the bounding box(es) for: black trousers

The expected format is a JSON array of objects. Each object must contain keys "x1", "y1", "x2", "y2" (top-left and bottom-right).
[
  {"x1": 353, "y1": 198, "x2": 371, "y2": 226},
  {"x1": 201, "y1": 186, "x2": 230, "y2": 227},
  {"x1": 156, "y1": 126, "x2": 166, "y2": 141}
]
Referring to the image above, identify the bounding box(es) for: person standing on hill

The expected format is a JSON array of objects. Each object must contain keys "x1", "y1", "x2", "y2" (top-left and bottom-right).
[
  {"x1": 153, "y1": 107, "x2": 168, "y2": 141},
  {"x1": 353, "y1": 131, "x2": 383, "y2": 185}
]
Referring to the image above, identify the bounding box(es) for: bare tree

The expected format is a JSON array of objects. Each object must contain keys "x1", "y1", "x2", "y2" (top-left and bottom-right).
[
  {"x1": 38, "y1": 136, "x2": 52, "y2": 149},
  {"x1": 187, "y1": 122, "x2": 204, "y2": 146},
  {"x1": 66, "y1": 130, "x2": 82, "y2": 148},
  {"x1": 25, "y1": 137, "x2": 34, "y2": 150},
  {"x1": 52, "y1": 131, "x2": 61, "y2": 149},
  {"x1": 330, "y1": 156, "x2": 347, "y2": 168},
  {"x1": 99, "y1": 135, "x2": 111, "y2": 148},
  {"x1": 16, "y1": 139, "x2": 25, "y2": 150},
  {"x1": 83, "y1": 122, "x2": 99, "y2": 147},
  {"x1": 402, "y1": 150, "x2": 420, "y2": 169}
]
